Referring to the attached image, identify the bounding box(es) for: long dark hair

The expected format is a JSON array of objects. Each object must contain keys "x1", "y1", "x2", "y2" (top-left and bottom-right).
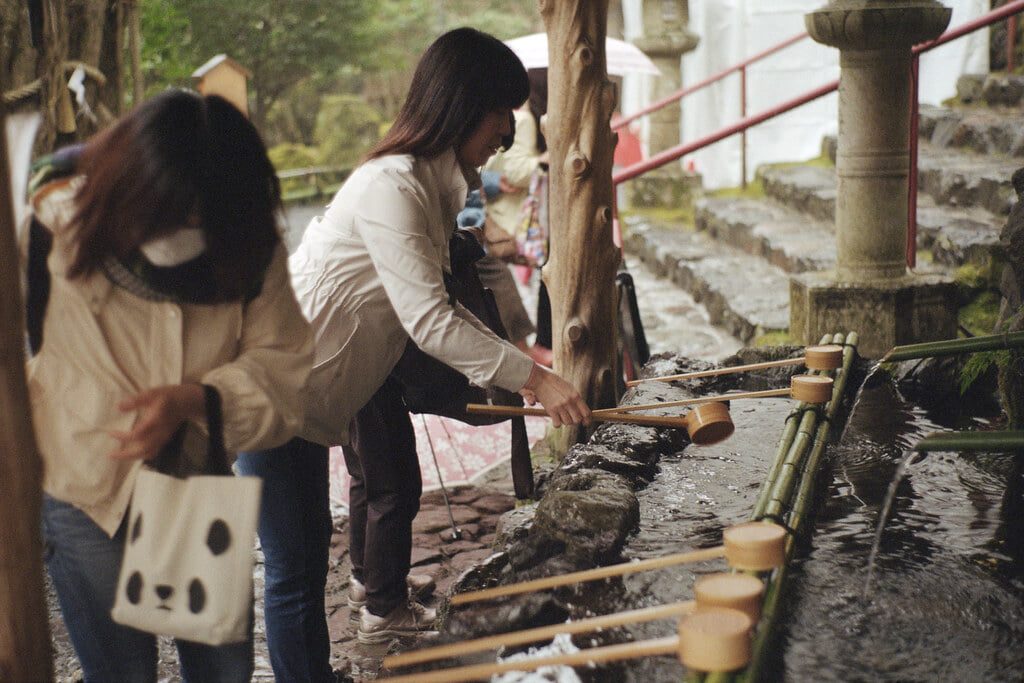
[
  {"x1": 68, "y1": 89, "x2": 281, "y2": 302},
  {"x1": 367, "y1": 27, "x2": 530, "y2": 161}
]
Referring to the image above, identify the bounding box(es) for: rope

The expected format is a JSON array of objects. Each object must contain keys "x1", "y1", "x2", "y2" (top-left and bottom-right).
[
  {"x1": 3, "y1": 79, "x2": 43, "y2": 105},
  {"x1": 3, "y1": 61, "x2": 107, "y2": 105}
]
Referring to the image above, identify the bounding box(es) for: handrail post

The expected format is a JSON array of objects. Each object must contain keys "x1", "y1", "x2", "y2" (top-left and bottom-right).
[
  {"x1": 740, "y1": 65, "x2": 748, "y2": 190},
  {"x1": 1010, "y1": 14, "x2": 1017, "y2": 73},
  {"x1": 908, "y1": 54, "x2": 920, "y2": 270}
]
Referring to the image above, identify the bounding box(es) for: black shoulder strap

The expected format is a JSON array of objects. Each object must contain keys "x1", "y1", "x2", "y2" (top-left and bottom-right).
[{"x1": 26, "y1": 216, "x2": 52, "y2": 355}]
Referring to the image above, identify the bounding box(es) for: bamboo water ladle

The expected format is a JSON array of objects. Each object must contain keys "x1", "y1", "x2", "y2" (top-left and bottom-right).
[
  {"x1": 627, "y1": 344, "x2": 843, "y2": 387},
  {"x1": 449, "y1": 521, "x2": 785, "y2": 605},
  {"x1": 465, "y1": 400, "x2": 735, "y2": 446},
  {"x1": 595, "y1": 374, "x2": 835, "y2": 418},
  {"x1": 383, "y1": 573, "x2": 763, "y2": 669},
  {"x1": 380, "y1": 607, "x2": 754, "y2": 683}
]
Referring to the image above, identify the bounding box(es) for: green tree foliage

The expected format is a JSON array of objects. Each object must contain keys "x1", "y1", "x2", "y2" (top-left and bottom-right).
[
  {"x1": 139, "y1": 0, "x2": 375, "y2": 131},
  {"x1": 137, "y1": 0, "x2": 542, "y2": 143},
  {"x1": 313, "y1": 94, "x2": 382, "y2": 167}
]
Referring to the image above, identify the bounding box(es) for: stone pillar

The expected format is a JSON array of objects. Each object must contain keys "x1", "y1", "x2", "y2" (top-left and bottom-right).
[
  {"x1": 806, "y1": 0, "x2": 952, "y2": 282},
  {"x1": 634, "y1": 0, "x2": 698, "y2": 155},
  {"x1": 791, "y1": 1, "x2": 958, "y2": 358},
  {"x1": 628, "y1": 1, "x2": 700, "y2": 210}
]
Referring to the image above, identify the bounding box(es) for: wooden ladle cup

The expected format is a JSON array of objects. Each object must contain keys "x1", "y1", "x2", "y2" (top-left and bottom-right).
[
  {"x1": 627, "y1": 344, "x2": 844, "y2": 386},
  {"x1": 595, "y1": 374, "x2": 835, "y2": 418},
  {"x1": 464, "y1": 400, "x2": 735, "y2": 446},
  {"x1": 449, "y1": 521, "x2": 786, "y2": 605},
  {"x1": 383, "y1": 574, "x2": 764, "y2": 670},
  {"x1": 380, "y1": 607, "x2": 755, "y2": 683}
]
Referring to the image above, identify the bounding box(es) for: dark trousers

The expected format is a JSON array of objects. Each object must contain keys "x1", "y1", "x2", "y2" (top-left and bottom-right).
[{"x1": 342, "y1": 377, "x2": 421, "y2": 616}]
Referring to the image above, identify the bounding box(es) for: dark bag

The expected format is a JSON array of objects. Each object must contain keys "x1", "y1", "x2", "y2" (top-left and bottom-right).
[{"x1": 388, "y1": 229, "x2": 535, "y2": 498}]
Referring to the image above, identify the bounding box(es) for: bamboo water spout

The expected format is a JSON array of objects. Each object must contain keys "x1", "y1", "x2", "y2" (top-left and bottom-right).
[
  {"x1": 914, "y1": 430, "x2": 1024, "y2": 453},
  {"x1": 627, "y1": 344, "x2": 843, "y2": 386},
  {"x1": 882, "y1": 331, "x2": 1024, "y2": 362},
  {"x1": 466, "y1": 400, "x2": 735, "y2": 446},
  {"x1": 384, "y1": 574, "x2": 764, "y2": 669},
  {"x1": 449, "y1": 522, "x2": 785, "y2": 605},
  {"x1": 381, "y1": 607, "x2": 754, "y2": 683}
]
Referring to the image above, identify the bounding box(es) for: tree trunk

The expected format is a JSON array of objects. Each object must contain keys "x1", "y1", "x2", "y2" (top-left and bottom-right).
[
  {"x1": 540, "y1": 0, "x2": 621, "y2": 447},
  {"x1": 0, "y1": 99, "x2": 52, "y2": 683},
  {"x1": 126, "y1": 0, "x2": 143, "y2": 108}
]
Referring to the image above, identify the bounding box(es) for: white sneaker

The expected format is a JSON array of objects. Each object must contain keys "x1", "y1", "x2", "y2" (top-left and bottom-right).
[
  {"x1": 357, "y1": 601, "x2": 437, "y2": 644},
  {"x1": 347, "y1": 574, "x2": 436, "y2": 611}
]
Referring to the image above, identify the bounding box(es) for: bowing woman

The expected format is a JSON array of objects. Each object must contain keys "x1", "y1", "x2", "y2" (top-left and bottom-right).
[{"x1": 237, "y1": 26, "x2": 590, "y2": 678}]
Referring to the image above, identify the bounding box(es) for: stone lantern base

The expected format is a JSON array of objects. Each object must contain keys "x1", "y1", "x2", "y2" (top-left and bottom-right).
[
  {"x1": 790, "y1": 270, "x2": 958, "y2": 358},
  {"x1": 625, "y1": 166, "x2": 704, "y2": 212}
]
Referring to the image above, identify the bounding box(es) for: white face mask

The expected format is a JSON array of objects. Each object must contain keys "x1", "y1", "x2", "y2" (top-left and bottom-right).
[{"x1": 139, "y1": 227, "x2": 206, "y2": 267}]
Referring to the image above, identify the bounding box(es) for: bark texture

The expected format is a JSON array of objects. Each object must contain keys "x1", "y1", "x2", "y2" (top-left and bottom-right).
[
  {"x1": 540, "y1": 0, "x2": 622, "y2": 446},
  {"x1": 0, "y1": 100, "x2": 52, "y2": 683}
]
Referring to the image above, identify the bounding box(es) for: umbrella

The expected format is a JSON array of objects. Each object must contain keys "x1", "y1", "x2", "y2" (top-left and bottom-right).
[{"x1": 504, "y1": 33, "x2": 661, "y2": 77}]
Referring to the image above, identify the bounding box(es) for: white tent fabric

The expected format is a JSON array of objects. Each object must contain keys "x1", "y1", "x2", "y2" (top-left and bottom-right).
[{"x1": 622, "y1": 0, "x2": 989, "y2": 190}]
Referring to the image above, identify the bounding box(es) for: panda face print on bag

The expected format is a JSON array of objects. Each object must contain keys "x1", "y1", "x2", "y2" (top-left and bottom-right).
[{"x1": 122, "y1": 508, "x2": 233, "y2": 617}]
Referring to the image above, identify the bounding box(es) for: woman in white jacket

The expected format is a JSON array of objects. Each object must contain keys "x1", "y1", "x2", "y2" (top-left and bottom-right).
[{"x1": 237, "y1": 27, "x2": 590, "y2": 675}]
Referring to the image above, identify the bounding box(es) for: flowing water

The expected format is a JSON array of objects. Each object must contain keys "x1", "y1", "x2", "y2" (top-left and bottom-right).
[{"x1": 529, "y1": 368, "x2": 1024, "y2": 681}]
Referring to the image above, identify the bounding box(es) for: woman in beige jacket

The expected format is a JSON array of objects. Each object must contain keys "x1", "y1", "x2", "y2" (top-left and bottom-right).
[{"x1": 31, "y1": 89, "x2": 313, "y2": 682}]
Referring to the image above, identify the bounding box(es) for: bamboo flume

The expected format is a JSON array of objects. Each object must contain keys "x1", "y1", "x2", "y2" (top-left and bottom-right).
[
  {"x1": 626, "y1": 344, "x2": 843, "y2": 387},
  {"x1": 381, "y1": 607, "x2": 754, "y2": 683},
  {"x1": 706, "y1": 332, "x2": 858, "y2": 683},
  {"x1": 449, "y1": 522, "x2": 785, "y2": 605}
]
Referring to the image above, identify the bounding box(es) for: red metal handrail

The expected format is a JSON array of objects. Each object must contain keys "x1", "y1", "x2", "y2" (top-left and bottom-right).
[
  {"x1": 615, "y1": 1, "x2": 1024, "y2": 270},
  {"x1": 612, "y1": 31, "x2": 808, "y2": 132},
  {"x1": 613, "y1": 79, "x2": 837, "y2": 186}
]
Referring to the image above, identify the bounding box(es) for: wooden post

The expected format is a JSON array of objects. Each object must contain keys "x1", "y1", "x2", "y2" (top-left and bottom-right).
[
  {"x1": 540, "y1": 0, "x2": 622, "y2": 446},
  {"x1": 0, "y1": 100, "x2": 53, "y2": 681}
]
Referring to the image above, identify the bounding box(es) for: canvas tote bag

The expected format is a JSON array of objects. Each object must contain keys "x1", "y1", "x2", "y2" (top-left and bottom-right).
[{"x1": 111, "y1": 386, "x2": 261, "y2": 645}]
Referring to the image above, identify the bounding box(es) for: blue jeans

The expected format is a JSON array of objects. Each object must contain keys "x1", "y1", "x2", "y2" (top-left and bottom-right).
[
  {"x1": 236, "y1": 438, "x2": 333, "y2": 682},
  {"x1": 43, "y1": 494, "x2": 253, "y2": 682}
]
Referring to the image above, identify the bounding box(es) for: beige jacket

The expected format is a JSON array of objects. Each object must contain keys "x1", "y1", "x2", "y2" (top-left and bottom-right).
[
  {"x1": 291, "y1": 148, "x2": 535, "y2": 446},
  {"x1": 482, "y1": 109, "x2": 542, "y2": 237},
  {"x1": 28, "y1": 183, "x2": 314, "y2": 537}
]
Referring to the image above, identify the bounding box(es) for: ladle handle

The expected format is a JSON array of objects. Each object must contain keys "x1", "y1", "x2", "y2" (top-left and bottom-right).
[
  {"x1": 449, "y1": 545, "x2": 726, "y2": 605},
  {"x1": 626, "y1": 356, "x2": 805, "y2": 386},
  {"x1": 383, "y1": 600, "x2": 696, "y2": 669},
  {"x1": 465, "y1": 404, "x2": 695, "y2": 429},
  {"x1": 592, "y1": 387, "x2": 791, "y2": 415},
  {"x1": 381, "y1": 635, "x2": 681, "y2": 683}
]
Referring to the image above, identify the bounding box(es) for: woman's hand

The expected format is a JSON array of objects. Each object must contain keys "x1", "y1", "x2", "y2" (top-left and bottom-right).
[
  {"x1": 519, "y1": 364, "x2": 591, "y2": 428},
  {"x1": 108, "y1": 383, "x2": 206, "y2": 461}
]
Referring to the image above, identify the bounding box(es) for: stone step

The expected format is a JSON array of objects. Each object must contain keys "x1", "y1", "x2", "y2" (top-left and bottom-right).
[
  {"x1": 694, "y1": 195, "x2": 835, "y2": 274},
  {"x1": 620, "y1": 217, "x2": 790, "y2": 344},
  {"x1": 753, "y1": 148, "x2": 1008, "y2": 269},
  {"x1": 916, "y1": 137, "x2": 1018, "y2": 216},
  {"x1": 918, "y1": 102, "x2": 1024, "y2": 157}
]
